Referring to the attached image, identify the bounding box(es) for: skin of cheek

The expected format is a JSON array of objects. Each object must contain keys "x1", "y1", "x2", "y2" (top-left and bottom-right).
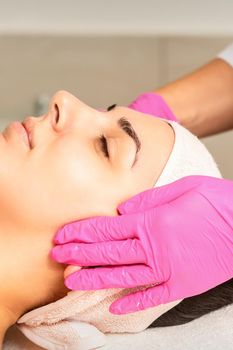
[{"x1": 0, "y1": 134, "x2": 136, "y2": 235}]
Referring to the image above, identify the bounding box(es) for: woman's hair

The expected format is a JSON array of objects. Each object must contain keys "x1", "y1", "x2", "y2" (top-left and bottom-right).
[{"x1": 149, "y1": 278, "x2": 233, "y2": 328}]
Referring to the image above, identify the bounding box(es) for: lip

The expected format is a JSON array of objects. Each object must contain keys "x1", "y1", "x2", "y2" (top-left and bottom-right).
[{"x1": 10, "y1": 121, "x2": 31, "y2": 148}]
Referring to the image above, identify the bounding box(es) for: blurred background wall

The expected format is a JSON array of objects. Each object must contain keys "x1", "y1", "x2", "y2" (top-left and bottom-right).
[{"x1": 0, "y1": 0, "x2": 233, "y2": 177}]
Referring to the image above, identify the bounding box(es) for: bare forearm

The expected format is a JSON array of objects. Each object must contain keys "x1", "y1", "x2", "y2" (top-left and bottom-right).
[{"x1": 155, "y1": 58, "x2": 233, "y2": 137}]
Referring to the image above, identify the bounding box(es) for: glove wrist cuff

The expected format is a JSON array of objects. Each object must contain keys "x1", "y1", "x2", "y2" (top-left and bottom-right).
[{"x1": 128, "y1": 92, "x2": 178, "y2": 122}]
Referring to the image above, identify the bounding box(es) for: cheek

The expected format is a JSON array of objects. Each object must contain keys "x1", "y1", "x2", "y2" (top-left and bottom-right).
[
  {"x1": 36, "y1": 144, "x2": 102, "y2": 222},
  {"x1": 0, "y1": 137, "x2": 144, "y2": 231},
  {"x1": 23, "y1": 140, "x2": 118, "y2": 228},
  {"x1": 0, "y1": 140, "x2": 105, "y2": 231}
]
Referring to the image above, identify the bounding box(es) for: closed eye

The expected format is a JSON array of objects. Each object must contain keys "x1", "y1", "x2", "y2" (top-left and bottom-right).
[{"x1": 99, "y1": 134, "x2": 109, "y2": 158}]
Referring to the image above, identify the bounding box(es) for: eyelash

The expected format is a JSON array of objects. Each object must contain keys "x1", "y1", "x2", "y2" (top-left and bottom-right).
[
  {"x1": 99, "y1": 134, "x2": 109, "y2": 158},
  {"x1": 98, "y1": 104, "x2": 116, "y2": 158},
  {"x1": 107, "y1": 103, "x2": 117, "y2": 111}
]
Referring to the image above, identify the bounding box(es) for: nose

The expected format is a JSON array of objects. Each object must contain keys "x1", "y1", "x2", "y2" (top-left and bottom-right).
[
  {"x1": 48, "y1": 90, "x2": 83, "y2": 131},
  {"x1": 48, "y1": 90, "x2": 72, "y2": 131}
]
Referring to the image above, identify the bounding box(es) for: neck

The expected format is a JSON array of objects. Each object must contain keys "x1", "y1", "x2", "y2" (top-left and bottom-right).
[
  {"x1": 0, "y1": 219, "x2": 68, "y2": 342},
  {"x1": 0, "y1": 305, "x2": 16, "y2": 348}
]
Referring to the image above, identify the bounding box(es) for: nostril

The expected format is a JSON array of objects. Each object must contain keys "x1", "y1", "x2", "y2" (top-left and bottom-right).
[{"x1": 54, "y1": 103, "x2": 60, "y2": 124}]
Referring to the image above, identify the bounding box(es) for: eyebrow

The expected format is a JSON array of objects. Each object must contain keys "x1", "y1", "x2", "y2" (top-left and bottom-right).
[
  {"x1": 117, "y1": 117, "x2": 141, "y2": 167},
  {"x1": 107, "y1": 104, "x2": 141, "y2": 167}
]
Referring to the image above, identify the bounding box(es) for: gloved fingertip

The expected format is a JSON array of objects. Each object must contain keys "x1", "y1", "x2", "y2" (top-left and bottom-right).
[
  {"x1": 64, "y1": 265, "x2": 82, "y2": 279},
  {"x1": 64, "y1": 274, "x2": 76, "y2": 290},
  {"x1": 50, "y1": 245, "x2": 69, "y2": 264},
  {"x1": 65, "y1": 271, "x2": 88, "y2": 291},
  {"x1": 50, "y1": 246, "x2": 60, "y2": 262},
  {"x1": 109, "y1": 300, "x2": 134, "y2": 315},
  {"x1": 53, "y1": 230, "x2": 64, "y2": 244},
  {"x1": 109, "y1": 302, "x2": 124, "y2": 315},
  {"x1": 117, "y1": 201, "x2": 134, "y2": 215},
  {"x1": 117, "y1": 202, "x2": 127, "y2": 215}
]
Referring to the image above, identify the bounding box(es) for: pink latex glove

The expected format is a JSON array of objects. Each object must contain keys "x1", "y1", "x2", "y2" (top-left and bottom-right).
[
  {"x1": 51, "y1": 175, "x2": 233, "y2": 315},
  {"x1": 127, "y1": 91, "x2": 178, "y2": 122},
  {"x1": 100, "y1": 92, "x2": 178, "y2": 122}
]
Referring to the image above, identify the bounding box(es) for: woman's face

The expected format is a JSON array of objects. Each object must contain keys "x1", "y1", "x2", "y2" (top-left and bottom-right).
[{"x1": 0, "y1": 91, "x2": 174, "y2": 233}]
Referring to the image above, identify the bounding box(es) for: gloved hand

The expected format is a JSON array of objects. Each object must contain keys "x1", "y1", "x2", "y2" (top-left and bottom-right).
[
  {"x1": 51, "y1": 175, "x2": 233, "y2": 315},
  {"x1": 127, "y1": 91, "x2": 178, "y2": 122}
]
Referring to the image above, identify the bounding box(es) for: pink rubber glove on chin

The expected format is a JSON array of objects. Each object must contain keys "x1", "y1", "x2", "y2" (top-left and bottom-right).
[{"x1": 51, "y1": 175, "x2": 233, "y2": 315}]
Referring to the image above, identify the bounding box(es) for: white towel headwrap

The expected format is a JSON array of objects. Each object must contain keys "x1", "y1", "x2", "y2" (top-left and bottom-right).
[{"x1": 17, "y1": 120, "x2": 222, "y2": 350}]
